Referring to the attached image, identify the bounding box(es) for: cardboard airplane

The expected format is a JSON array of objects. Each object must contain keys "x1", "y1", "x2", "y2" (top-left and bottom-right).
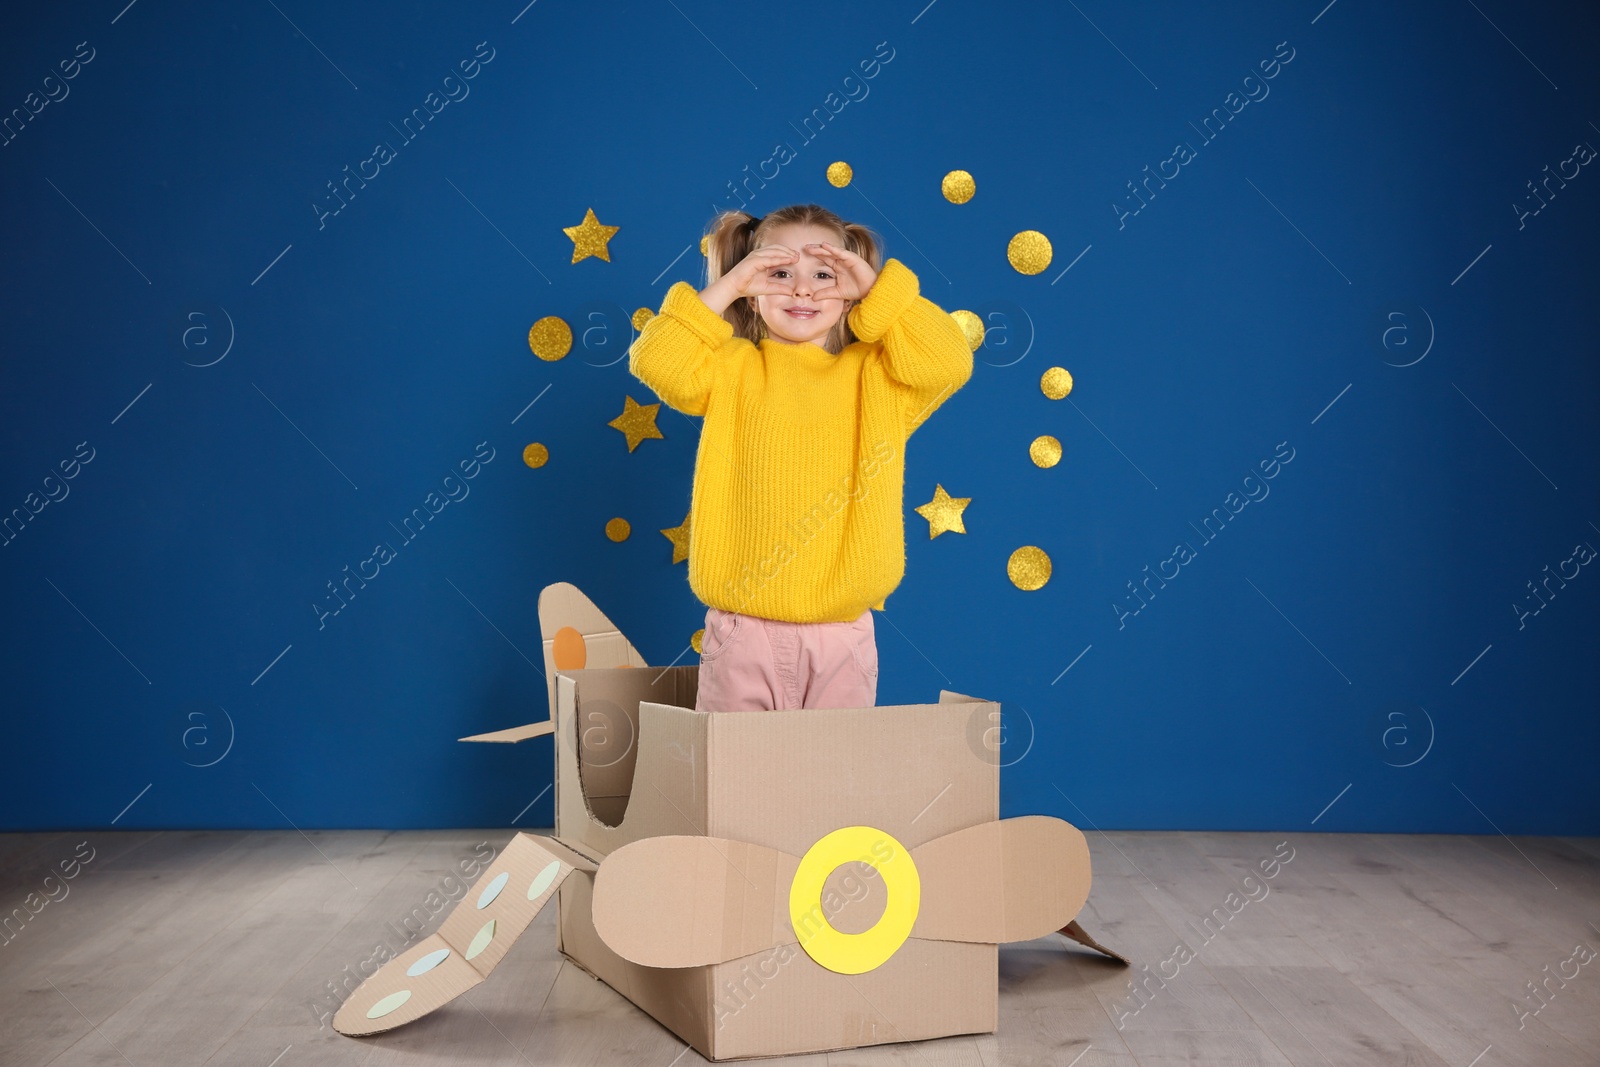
[{"x1": 333, "y1": 582, "x2": 1128, "y2": 1060}]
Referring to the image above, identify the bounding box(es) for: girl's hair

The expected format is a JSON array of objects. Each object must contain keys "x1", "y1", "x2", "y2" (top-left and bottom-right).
[{"x1": 704, "y1": 203, "x2": 883, "y2": 355}]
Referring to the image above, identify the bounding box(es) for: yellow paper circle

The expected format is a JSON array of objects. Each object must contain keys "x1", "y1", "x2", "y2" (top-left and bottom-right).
[
  {"x1": 632, "y1": 307, "x2": 653, "y2": 332},
  {"x1": 827, "y1": 161, "x2": 853, "y2": 188},
  {"x1": 523, "y1": 443, "x2": 549, "y2": 468},
  {"x1": 1030, "y1": 435, "x2": 1062, "y2": 468},
  {"x1": 949, "y1": 310, "x2": 985, "y2": 352},
  {"x1": 941, "y1": 170, "x2": 975, "y2": 204},
  {"x1": 790, "y1": 826, "x2": 920, "y2": 975},
  {"x1": 691, "y1": 628, "x2": 704, "y2": 654},
  {"x1": 1040, "y1": 366, "x2": 1073, "y2": 399},
  {"x1": 528, "y1": 316, "x2": 573, "y2": 361},
  {"x1": 605, "y1": 518, "x2": 631, "y2": 542},
  {"x1": 1007, "y1": 546, "x2": 1051, "y2": 590},
  {"x1": 1007, "y1": 230, "x2": 1052, "y2": 275},
  {"x1": 700, "y1": 234, "x2": 709, "y2": 257}
]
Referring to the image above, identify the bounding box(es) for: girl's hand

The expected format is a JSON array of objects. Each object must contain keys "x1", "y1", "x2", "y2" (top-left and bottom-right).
[
  {"x1": 802, "y1": 242, "x2": 878, "y2": 303},
  {"x1": 717, "y1": 245, "x2": 813, "y2": 299}
]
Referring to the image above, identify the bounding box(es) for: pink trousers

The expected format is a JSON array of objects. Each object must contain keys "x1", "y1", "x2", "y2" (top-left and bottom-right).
[{"x1": 694, "y1": 606, "x2": 878, "y2": 711}]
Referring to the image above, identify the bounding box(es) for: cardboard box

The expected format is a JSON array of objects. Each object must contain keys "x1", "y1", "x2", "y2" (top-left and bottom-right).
[
  {"x1": 550, "y1": 665, "x2": 1001, "y2": 1059},
  {"x1": 332, "y1": 583, "x2": 1125, "y2": 1060}
]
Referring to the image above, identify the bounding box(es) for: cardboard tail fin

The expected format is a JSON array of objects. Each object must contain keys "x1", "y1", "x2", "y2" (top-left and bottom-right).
[
  {"x1": 536, "y1": 581, "x2": 649, "y2": 721},
  {"x1": 333, "y1": 833, "x2": 597, "y2": 1036}
]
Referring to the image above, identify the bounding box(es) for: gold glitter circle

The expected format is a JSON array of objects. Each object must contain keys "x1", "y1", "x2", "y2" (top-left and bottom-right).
[
  {"x1": 700, "y1": 235, "x2": 709, "y2": 257},
  {"x1": 1007, "y1": 230, "x2": 1053, "y2": 275},
  {"x1": 949, "y1": 310, "x2": 985, "y2": 352},
  {"x1": 523, "y1": 442, "x2": 549, "y2": 468},
  {"x1": 605, "y1": 517, "x2": 631, "y2": 542},
  {"x1": 1007, "y1": 546, "x2": 1051, "y2": 591},
  {"x1": 632, "y1": 307, "x2": 653, "y2": 332},
  {"x1": 1040, "y1": 366, "x2": 1074, "y2": 400},
  {"x1": 528, "y1": 316, "x2": 573, "y2": 361},
  {"x1": 827, "y1": 161, "x2": 853, "y2": 187},
  {"x1": 941, "y1": 170, "x2": 975, "y2": 204},
  {"x1": 691, "y1": 628, "x2": 704, "y2": 654},
  {"x1": 1030, "y1": 435, "x2": 1062, "y2": 468}
]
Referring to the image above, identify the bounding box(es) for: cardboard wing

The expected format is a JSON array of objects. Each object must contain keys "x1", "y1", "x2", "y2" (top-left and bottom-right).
[{"x1": 333, "y1": 832, "x2": 598, "y2": 1036}]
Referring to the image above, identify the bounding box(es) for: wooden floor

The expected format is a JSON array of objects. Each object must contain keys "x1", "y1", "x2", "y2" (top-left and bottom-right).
[{"x1": 1, "y1": 829, "x2": 1597, "y2": 1066}]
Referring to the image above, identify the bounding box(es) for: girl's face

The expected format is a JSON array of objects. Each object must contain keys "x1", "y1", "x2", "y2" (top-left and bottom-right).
[{"x1": 749, "y1": 222, "x2": 849, "y2": 351}]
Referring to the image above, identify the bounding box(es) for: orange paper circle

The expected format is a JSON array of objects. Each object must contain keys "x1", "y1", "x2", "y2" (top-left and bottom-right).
[{"x1": 552, "y1": 626, "x2": 586, "y2": 670}]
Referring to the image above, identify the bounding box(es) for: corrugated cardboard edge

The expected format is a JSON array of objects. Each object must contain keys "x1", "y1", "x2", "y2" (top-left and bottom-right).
[
  {"x1": 554, "y1": 673, "x2": 707, "y2": 858},
  {"x1": 538, "y1": 832, "x2": 602, "y2": 872}
]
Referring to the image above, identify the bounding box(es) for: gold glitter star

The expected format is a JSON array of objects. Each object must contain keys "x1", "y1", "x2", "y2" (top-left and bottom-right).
[
  {"x1": 660, "y1": 509, "x2": 691, "y2": 564},
  {"x1": 915, "y1": 483, "x2": 970, "y2": 538},
  {"x1": 563, "y1": 207, "x2": 620, "y2": 264},
  {"x1": 608, "y1": 395, "x2": 664, "y2": 452}
]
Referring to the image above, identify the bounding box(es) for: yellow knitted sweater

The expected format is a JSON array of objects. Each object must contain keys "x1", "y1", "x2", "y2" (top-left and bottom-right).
[{"x1": 628, "y1": 257, "x2": 972, "y2": 623}]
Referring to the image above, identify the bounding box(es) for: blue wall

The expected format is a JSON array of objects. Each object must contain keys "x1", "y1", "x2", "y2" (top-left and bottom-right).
[{"x1": 2, "y1": 1, "x2": 1595, "y2": 833}]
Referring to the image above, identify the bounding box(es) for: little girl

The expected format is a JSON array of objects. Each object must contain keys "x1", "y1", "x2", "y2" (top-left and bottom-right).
[{"x1": 628, "y1": 203, "x2": 972, "y2": 712}]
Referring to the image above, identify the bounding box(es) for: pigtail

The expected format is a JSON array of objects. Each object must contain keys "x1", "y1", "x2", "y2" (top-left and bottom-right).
[{"x1": 705, "y1": 210, "x2": 766, "y2": 345}]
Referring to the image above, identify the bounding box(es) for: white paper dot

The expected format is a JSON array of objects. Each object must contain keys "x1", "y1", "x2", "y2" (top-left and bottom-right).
[
  {"x1": 527, "y1": 859, "x2": 561, "y2": 900},
  {"x1": 406, "y1": 948, "x2": 450, "y2": 976},
  {"x1": 477, "y1": 871, "x2": 510, "y2": 909},
  {"x1": 366, "y1": 989, "x2": 412, "y2": 1019},
  {"x1": 466, "y1": 919, "x2": 496, "y2": 961}
]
